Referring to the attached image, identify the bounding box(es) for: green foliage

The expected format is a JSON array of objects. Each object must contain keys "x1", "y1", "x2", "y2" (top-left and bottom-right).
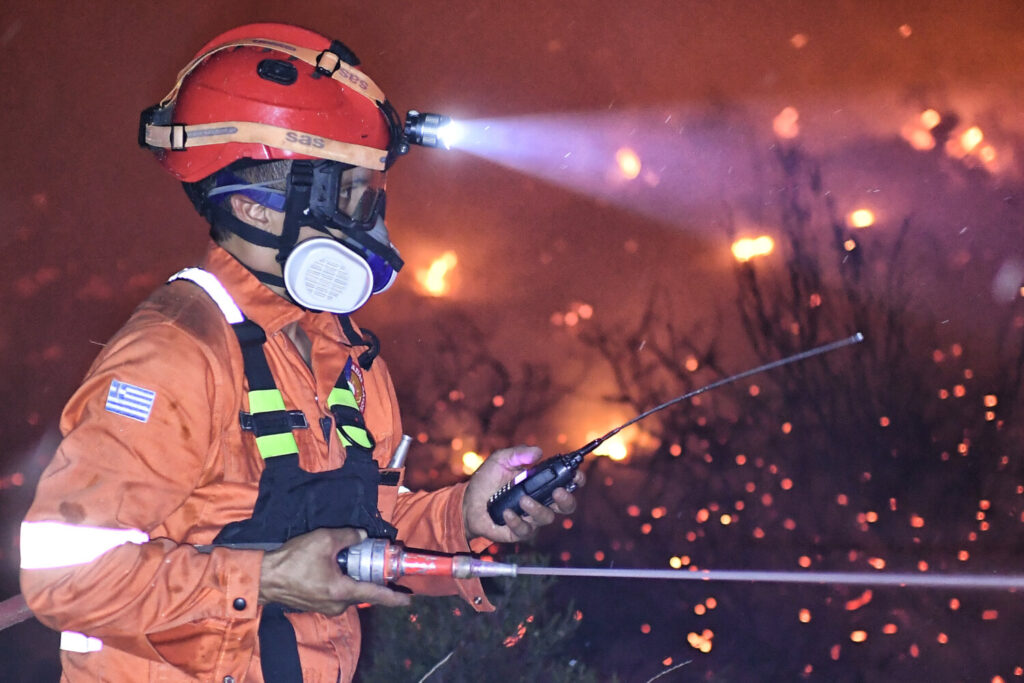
[{"x1": 356, "y1": 554, "x2": 599, "y2": 682}]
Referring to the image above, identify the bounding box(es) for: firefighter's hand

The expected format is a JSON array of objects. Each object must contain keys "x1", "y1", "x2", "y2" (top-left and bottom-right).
[
  {"x1": 258, "y1": 528, "x2": 410, "y2": 615},
  {"x1": 463, "y1": 445, "x2": 584, "y2": 544}
]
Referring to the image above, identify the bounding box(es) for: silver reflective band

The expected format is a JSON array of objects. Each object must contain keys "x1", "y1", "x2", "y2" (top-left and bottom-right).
[
  {"x1": 61, "y1": 630, "x2": 103, "y2": 653},
  {"x1": 169, "y1": 268, "x2": 245, "y2": 324},
  {"x1": 20, "y1": 521, "x2": 150, "y2": 570}
]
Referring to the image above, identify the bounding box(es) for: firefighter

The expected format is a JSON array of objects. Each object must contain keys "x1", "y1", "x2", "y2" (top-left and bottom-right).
[{"x1": 20, "y1": 23, "x2": 581, "y2": 682}]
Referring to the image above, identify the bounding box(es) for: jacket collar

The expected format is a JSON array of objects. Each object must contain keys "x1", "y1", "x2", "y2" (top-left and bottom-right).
[{"x1": 199, "y1": 242, "x2": 349, "y2": 344}]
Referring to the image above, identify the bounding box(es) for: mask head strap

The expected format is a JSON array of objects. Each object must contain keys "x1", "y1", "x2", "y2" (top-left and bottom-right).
[{"x1": 276, "y1": 161, "x2": 314, "y2": 265}]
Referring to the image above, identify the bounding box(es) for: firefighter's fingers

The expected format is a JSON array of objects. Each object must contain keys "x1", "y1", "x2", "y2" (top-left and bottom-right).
[
  {"x1": 549, "y1": 487, "x2": 577, "y2": 515},
  {"x1": 344, "y1": 579, "x2": 411, "y2": 608},
  {"x1": 502, "y1": 506, "x2": 538, "y2": 540},
  {"x1": 324, "y1": 527, "x2": 368, "y2": 551},
  {"x1": 519, "y1": 494, "x2": 557, "y2": 526}
]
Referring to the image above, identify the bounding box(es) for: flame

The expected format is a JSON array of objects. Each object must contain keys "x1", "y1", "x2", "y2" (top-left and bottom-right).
[
  {"x1": 961, "y1": 126, "x2": 984, "y2": 153},
  {"x1": 773, "y1": 107, "x2": 800, "y2": 139},
  {"x1": 848, "y1": 209, "x2": 875, "y2": 228},
  {"x1": 731, "y1": 236, "x2": 775, "y2": 262},
  {"x1": 417, "y1": 251, "x2": 458, "y2": 296},
  {"x1": 584, "y1": 428, "x2": 631, "y2": 461},
  {"x1": 615, "y1": 147, "x2": 642, "y2": 179}
]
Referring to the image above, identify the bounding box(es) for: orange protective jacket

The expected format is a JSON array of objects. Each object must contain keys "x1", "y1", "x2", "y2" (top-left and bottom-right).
[{"x1": 21, "y1": 243, "x2": 493, "y2": 682}]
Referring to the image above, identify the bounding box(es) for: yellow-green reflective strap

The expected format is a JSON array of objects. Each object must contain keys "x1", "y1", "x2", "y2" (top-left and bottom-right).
[
  {"x1": 249, "y1": 389, "x2": 286, "y2": 413},
  {"x1": 327, "y1": 387, "x2": 358, "y2": 409},
  {"x1": 255, "y1": 432, "x2": 299, "y2": 459},
  {"x1": 248, "y1": 389, "x2": 297, "y2": 458}
]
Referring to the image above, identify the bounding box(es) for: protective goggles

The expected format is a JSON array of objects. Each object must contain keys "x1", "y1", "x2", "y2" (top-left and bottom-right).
[{"x1": 208, "y1": 161, "x2": 387, "y2": 231}]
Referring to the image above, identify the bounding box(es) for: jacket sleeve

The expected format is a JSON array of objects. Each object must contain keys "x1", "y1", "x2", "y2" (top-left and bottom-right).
[
  {"x1": 390, "y1": 485, "x2": 494, "y2": 611},
  {"x1": 366, "y1": 360, "x2": 494, "y2": 610},
  {"x1": 19, "y1": 313, "x2": 263, "y2": 675}
]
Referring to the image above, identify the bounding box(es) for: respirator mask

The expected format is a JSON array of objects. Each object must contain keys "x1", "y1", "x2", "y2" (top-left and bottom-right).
[{"x1": 207, "y1": 160, "x2": 402, "y2": 314}]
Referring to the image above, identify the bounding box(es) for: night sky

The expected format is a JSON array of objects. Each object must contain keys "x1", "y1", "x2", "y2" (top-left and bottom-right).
[{"x1": 3, "y1": 2, "x2": 1024, "y2": 680}]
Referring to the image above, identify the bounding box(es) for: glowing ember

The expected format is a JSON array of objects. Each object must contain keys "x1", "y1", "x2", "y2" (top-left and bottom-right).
[
  {"x1": 731, "y1": 235, "x2": 775, "y2": 262},
  {"x1": 845, "y1": 590, "x2": 873, "y2": 611},
  {"x1": 502, "y1": 622, "x2": 527, "y2": 648},
  {"x1": 687, "y1": 629, "x2": 714, "y2": 653},
  {"x1": 418, "y1": 251, "x2": 458, "y2": 296}
]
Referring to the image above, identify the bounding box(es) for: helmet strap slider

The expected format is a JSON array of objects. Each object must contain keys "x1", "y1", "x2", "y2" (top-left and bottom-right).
[
  {"x1": 169, "y1": 124, "x2": 189, "y2": 151},
  {"x1": 314, "y1": 40, "x2": 360, "y2": 78}
]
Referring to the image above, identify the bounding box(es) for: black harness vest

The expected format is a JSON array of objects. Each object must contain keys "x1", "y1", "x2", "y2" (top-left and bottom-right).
[{"x1": 170, "y1": 268, "x2": 396, "y2": 682}]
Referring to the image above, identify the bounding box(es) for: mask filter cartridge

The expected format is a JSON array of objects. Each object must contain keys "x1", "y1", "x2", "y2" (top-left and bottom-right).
[{"x1": 283, "y1": 238, "x2": 375, "y2": 314}]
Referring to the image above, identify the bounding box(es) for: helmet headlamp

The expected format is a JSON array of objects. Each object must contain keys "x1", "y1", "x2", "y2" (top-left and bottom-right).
[{"x1": 403, "y1": 110, "x2": 464, "y2": 150}]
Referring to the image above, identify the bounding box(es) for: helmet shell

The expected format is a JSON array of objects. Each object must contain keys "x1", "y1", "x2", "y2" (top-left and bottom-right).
[{"x1": 157, "y1": 23, "x2": 391, "y2": 181}]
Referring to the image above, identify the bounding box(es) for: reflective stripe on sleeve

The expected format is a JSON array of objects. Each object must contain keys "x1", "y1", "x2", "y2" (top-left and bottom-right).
[
  {"x1": 20, "y1": 521, "x2": 150, "y2": 570},
  {"x1": 168, "y1": 268, "x2": 245, "y2": 324},
  {"x1": 60, "y1": 630, "x2": 103, "y2": 653}
]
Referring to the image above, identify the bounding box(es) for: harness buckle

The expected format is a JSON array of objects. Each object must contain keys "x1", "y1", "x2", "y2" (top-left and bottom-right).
[{"x1": 240, "y1": 410, "x2": 309, "y2": 436}]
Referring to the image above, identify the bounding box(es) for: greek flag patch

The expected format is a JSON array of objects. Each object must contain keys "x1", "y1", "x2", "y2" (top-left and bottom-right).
[{"x1": 105, "y1": 380, "x2": 156, "y2": 423}]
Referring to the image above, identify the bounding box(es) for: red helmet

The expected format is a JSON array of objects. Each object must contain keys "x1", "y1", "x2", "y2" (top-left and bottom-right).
[{"x1": 140, "y1": 23, "x2": 406, "y2": 182}]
